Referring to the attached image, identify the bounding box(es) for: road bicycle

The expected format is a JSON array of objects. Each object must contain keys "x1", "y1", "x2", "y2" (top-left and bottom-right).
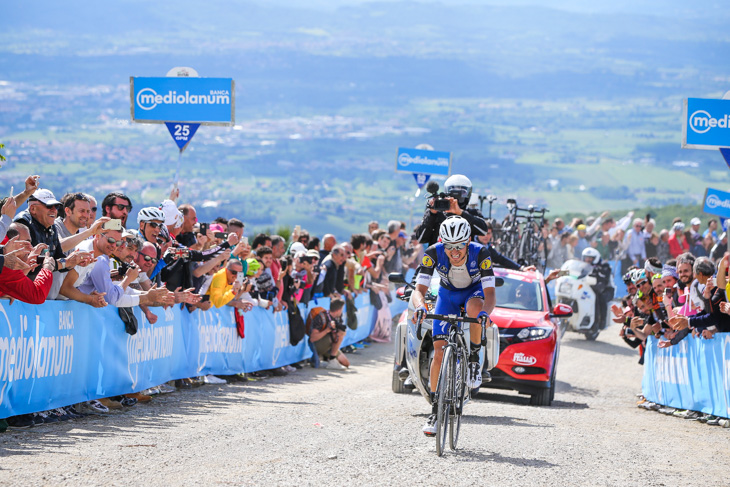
[{"x1": 417, "y1": 312, "x2": 484, "y2": 456}]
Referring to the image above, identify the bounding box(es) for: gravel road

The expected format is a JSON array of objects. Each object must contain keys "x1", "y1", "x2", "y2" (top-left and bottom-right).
[{"x1": 0, "y1": 323, "x2": 727, "y2": 487}]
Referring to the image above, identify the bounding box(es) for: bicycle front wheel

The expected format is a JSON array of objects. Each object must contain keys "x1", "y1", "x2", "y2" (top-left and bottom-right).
[
  {"x1": 449, "y1": 346, "x2": 468, "y2": 450},
  {"x1": 435, "y1": 345, "x2": 454, "y2": 457}
]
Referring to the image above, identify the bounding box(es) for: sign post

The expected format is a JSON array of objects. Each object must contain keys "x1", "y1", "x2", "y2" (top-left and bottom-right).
[{"x1": 130, "y1": 69, "x2": 235, "y2": 188}]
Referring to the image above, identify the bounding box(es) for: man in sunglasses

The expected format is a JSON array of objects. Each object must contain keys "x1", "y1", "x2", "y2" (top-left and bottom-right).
[
  {"x1": 208, "y1": 259, "x2": 244, "y2": 308},
  {"x1": 411, "y1": 216, "x2": 496, "y2": 437},
  {"x1": 101, "y1": 191, "x2": 133, "y2": 228},
  {"x1": 14, "y1": 188, "x2": 92, "y2": 279}
]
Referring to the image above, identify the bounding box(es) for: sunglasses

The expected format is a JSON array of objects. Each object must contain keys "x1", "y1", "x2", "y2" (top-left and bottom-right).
[
  {"x1": 105, "y1": 236, "x2": 124, "y2": 247},
  {"x1": 141, "y1": 254, "x2": 158, "y2": 264},
  {"x1": 145, "y1": 221, "x2": 163, "y2": 229},
  {"x1": 444, "y1": 242, "x2": 467, "y2": 250},
  {"x1": 91, "y1": 206, "x2": 97, "y2": 212},
  {"x1": 113, "y1": 203, "x2": 132, "y2": 211},
  {"x1": 229, "y1": 270, "x2": 239, "y2": 276}
]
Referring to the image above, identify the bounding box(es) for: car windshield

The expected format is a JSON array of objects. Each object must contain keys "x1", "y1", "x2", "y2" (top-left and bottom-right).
[{"x1": 494, "y1": 273, "x2": 543, "y2": 312}]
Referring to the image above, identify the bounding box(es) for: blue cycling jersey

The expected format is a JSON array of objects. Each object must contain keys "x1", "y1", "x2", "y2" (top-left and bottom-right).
[{"x1": 415, "y1": 242, "x2": 495, "y2": 291}]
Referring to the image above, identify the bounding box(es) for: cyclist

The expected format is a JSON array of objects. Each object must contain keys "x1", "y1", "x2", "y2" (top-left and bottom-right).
[
  {"x1": 416, "y1": 174, "x2": 489, "y2": 246},
  {"x1": 411, "y1": 216, "x2": 496, "y2": 436}
]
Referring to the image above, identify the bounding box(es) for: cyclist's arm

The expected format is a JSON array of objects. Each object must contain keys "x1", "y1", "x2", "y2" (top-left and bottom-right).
[
  {"x1": 412, "y1": 247, "x2": 437, "y2": 309},
  {"x1": 488, "y1": 245, "x2": 520, "y2": 271}
]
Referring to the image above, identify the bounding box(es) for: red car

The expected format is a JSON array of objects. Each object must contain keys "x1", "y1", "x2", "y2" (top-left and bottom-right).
[{"x1": 483, "y1": 268, "x2": 572, "y2": 406}]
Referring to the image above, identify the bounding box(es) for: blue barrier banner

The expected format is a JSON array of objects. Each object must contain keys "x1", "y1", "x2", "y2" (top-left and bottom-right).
[
  {"x1": 0, "y1": 290, "x2": 407, "y2": 418},
  {"x1": 682, "y1": 97, "x2": 730, "y2": 150},
  {"x1": 395, "y1": 147, "x2": 451, "y2": 176},
  {"x1": 131, "y1": 77, "x2": 235, "y2": 125},
  {"x1": 702, "y1": 187, "x2": 730, "y2": 219},
  {"x1": 642, "y1": 334, "x2": 730, "y2": 418}
]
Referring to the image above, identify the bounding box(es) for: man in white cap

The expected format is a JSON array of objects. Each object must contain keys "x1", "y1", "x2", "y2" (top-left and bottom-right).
[
  {"x1": 14, "y1": 188, "x2": 93, "y2": 279},
  {"x1": 690, "y1": 217, "x2": 702, "y2": 243}
]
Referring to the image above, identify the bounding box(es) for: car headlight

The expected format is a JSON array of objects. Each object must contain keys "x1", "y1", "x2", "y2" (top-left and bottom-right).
[{"x1": 516, "y1": 326, "x2": 553, "y2": 341}]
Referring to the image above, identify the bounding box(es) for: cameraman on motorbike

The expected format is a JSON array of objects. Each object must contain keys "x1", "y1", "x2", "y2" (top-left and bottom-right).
[
  {"x1": 411, "y1": 216, "x2": 496, "y2": 437},
  {"x1": 581, "y1": 247, "x2": 614, "y2": 329},
  {"x1": 416, "y1": 174, "x2": 489, "y2": 246}
]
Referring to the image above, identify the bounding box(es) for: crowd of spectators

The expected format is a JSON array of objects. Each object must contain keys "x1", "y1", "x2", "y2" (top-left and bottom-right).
[
  {"x1": 544, "y1": 209, "x2": 730, "y2": 425},
  {"x1": 541, "y1": 211, "x2": 727, "y2": 273},
  {"x1": 0, "y1": 175, "x2": 422, "y2": 431}
]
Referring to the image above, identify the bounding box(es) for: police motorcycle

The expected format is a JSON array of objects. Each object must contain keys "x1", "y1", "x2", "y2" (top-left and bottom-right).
[
  {"x1": 389, "y1": 273, "x2": 502, "y2": 403},
  {"x1": 553, "y1": 258, "x2": 612, "y2": 341}
]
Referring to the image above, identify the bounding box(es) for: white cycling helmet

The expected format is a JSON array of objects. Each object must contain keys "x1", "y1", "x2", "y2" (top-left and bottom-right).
[
  {"x1": 439, "y1": 216, "x2": 471, "y2": 243},
  {"x1": 444, "y1": 174, "x2": 473, "y2": 208},
  {"x1": 137, "y1": 207, "x2": 165, "y2": 225},
  {"x1": 581, "y1": 247, "x2": 601, "y2": 265}
]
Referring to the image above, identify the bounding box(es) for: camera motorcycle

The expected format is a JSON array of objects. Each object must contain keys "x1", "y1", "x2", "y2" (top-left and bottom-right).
[{"x1": 553, "y1": 260, "x2": 613, "y2": 341}]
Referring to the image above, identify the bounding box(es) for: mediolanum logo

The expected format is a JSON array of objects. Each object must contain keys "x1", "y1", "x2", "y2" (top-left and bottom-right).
[
  {"x1": 689, "y1": 110, "x2": 730, "y2": 134},
  {"x1": 136, "y1": 88, "x2": 231, "y2": 111},
  {"x1": 706, "y1": 194, "x2": 730, "y2": 210}
]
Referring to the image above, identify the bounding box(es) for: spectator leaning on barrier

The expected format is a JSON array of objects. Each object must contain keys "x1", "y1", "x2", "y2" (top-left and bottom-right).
[
  {"x1": 15, "y1": 188, "x2": 93, "y2": 280},
  {"x1": 208, "y1": 259, "x2": 243, "y2": 308},
  {"x1": 319, "y1": 244, "x2": 348, "y2": 299},
  {"x1": 0, "y1": 224, "x2": 54, "y2": 304}
]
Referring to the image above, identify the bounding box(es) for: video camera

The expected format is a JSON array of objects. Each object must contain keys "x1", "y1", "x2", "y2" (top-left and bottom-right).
[{"x1": 425, "y1": 181, "x2": 452, "y2": 212}]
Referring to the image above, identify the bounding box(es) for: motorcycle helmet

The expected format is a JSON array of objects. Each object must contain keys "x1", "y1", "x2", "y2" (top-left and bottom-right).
[
  {"x1": 581, "y1": 247, "x2": 601, "y2": 265},
  {"x1": 439, "y1": 215, "x2": 471, "y2": 243},
  {"x1": 137, "y1": 207, "x2": 165, "y2": 225},
  {"x1": 444, "y1": 174, "x2": 472, "y2": 208}
]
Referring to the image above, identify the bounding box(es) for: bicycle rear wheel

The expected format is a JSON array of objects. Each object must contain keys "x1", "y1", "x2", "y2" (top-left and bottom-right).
[
  {"x1": 435, "y1": 345, "x2": 453, "y2": 457},
  {"x1": 449, "y1": 346, "x2": 467, "y2": 450}
]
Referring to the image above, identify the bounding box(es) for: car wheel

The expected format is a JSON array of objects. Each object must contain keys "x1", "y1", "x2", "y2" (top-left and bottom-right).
[
  {"x1": 530, "y1": 387, "x2": 551, "y2": 406},
  {"x1": 392, "y1": 366, "x2": 408, "y2": 394}
]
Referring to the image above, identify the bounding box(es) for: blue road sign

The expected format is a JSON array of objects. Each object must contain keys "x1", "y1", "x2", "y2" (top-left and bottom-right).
[
  {"x1": 395, "y1": 147, "x2": 451, "y2": 176},
  {"x1": 165, "y1": 122, "x2": 200, "y2": 152},
  {"x1": 131, "y1": 77, "x2": 235, "y2": 125},
  {"x1": 413, "y1": 173, "x2": 431, "y2": 188},
  {"x1": 702, "y1": 187, "x2": 730, "y2": 219},
  {"x1": 682, "y1": 98, "x2": 730, "y2": 150}
]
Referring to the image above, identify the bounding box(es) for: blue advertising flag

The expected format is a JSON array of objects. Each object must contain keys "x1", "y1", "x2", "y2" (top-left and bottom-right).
[
  {"x1": 396, "y1": 147, "x2": 451, "y2": 176},
  {"x1": 412, "y1": 173, "x2": 431, "y2": 188},
  {"x1": 131, "y1": 77, "x2": 235, "y2": 125},
  {"x1": 165, "y1": 122, "x2": 200, "y2": 152},
  {"x1": 683, "y1": 98, "x2": 730, "y2": 150},
  {"x1": 702, "y1": 187, "x2": 730, "y2": 219},
  {"x1": 720, "y1": 147, "x2": 730, "y2": 170}
]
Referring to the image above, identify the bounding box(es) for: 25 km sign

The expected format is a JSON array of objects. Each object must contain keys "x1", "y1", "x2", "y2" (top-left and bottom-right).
[{"x1": 682, "y1": 98, "x2": 730, "y2": 150}]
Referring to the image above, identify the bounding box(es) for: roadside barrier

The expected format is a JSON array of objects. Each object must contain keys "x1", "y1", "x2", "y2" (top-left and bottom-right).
[
  {"x1": 0, "y1": 294, "x2": 408, "y2": 418},
  {"x1": 642, "y1": 334, "x2": 730, "y2": 418}
]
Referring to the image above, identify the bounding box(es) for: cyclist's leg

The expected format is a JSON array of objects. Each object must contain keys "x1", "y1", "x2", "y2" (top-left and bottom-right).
[{"x1": 465, "y1": 285, "x2": 488, "y2": 386}]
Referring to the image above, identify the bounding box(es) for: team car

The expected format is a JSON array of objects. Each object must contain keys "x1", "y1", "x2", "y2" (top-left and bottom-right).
[{"x1": 392, "y1": 267, "x2": 572, "y2": 406}]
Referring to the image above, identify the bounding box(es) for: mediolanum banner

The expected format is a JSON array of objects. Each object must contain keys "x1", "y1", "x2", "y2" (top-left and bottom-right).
[
  {"x1": 682, "y1": 97, "x2": 730, "y2": 150},
  {"x1": 130, "y1": 77, "x2": 235, "y2": 125},
  {"x1": 702, "y1": 187, "x2": 730, "y2": 219}
]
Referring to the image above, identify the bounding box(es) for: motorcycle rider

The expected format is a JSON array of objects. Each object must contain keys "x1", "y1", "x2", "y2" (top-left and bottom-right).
[
  {"x1": 411, "y1": 216, "x2": 496, "y2": 436},
  {"x1": 581, "y1": 247, "x2": 614, "y2": 329},
  {"x1": 416, "y1": 174, "x2": 489, "y2": 246}
]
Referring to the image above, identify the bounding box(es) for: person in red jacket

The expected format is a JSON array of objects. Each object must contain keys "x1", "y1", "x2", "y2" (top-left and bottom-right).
[
  {"x1": 668, "y1": 222, "x2": 690, "y2": 259},
  {"x1": 0, "y1": 224, "x2": 55, "y2": 304}
]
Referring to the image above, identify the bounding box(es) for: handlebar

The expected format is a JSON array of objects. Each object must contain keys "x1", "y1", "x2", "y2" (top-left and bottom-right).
[{"x1": 416, "y1": 312, "x2": 484, "y2": 340}]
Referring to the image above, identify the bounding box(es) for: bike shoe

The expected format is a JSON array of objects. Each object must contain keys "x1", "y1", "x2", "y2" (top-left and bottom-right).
[{"x1": 422, "y1": 413, "x2": 437, "y2": 437}]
